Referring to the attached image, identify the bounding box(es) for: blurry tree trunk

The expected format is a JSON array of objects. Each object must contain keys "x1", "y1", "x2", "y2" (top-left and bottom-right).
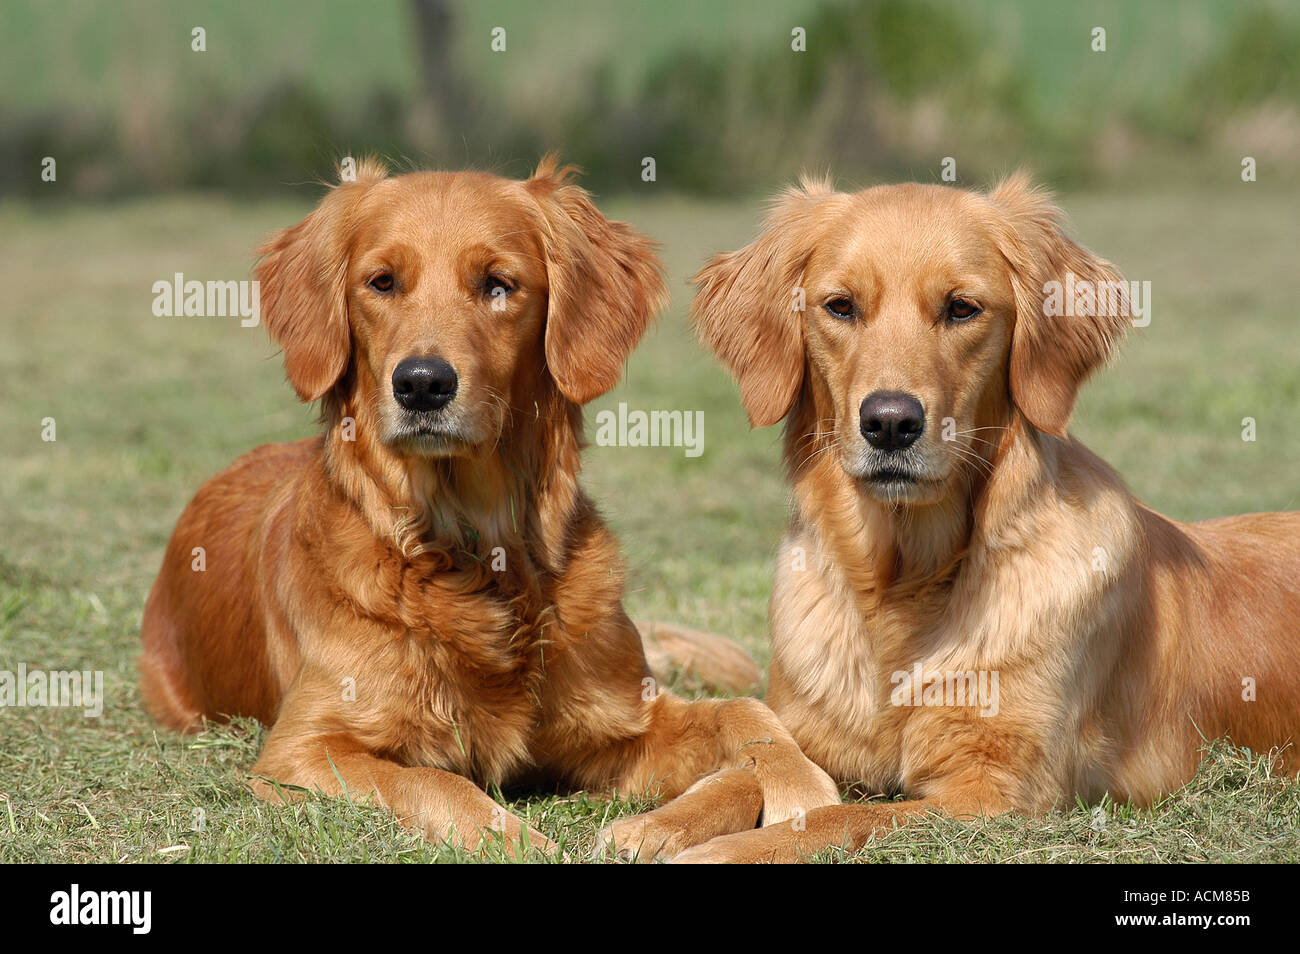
[{"x1": 411, "y1": 0, "x2": 468, "y2": 133}]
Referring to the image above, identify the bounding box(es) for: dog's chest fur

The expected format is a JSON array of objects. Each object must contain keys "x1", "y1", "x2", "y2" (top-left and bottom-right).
[
  {"x1": 769, "y1": 530, "x2": 923, "y2": 790},
  {"x1": 768, "y1": 465, "x2": 1140, "y2": 803},
  {"x1": 318, "y1": 537, "x2": 554, "y2": 787}
]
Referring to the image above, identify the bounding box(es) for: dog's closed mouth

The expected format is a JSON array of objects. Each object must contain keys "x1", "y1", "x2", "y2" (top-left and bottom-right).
[
  {"x1": 866, "y1": 467, "x2": 921, "y2": 484},
  {"x1": 408, "y1": 421, "x2": 454, "y2": 436},
  {"x1": 391, "y1": 426, "x2": 473, "y2": 457}
]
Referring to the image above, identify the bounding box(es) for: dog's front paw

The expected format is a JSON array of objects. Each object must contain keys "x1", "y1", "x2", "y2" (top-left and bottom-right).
[
  {"x1": 668, "y1": 826, "x2": 794, "y2": 864},
  {"x1": 756, "y1": 760, "x2": 841, "y2": 826},
  {"x1": 594, "y1": 812, "x2": 690, "y2": 863}
]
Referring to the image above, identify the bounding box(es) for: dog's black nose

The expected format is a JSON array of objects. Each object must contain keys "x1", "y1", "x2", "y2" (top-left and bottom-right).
[
  {"x1": 860, "y1": 391, "x2": 925, "y2": 451},
  {"x1": 392, "y1": 357, "x2": 458, "y2": 412}
]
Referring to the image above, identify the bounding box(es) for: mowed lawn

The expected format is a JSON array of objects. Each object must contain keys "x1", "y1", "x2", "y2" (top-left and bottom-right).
[{"x1": 1, "y1": 183, "x2": 1297, "y2": 863}]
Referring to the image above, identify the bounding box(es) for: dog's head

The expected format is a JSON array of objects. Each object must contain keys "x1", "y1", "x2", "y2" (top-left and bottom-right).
[
  {"x1": 255, "y1": 157, "x2": 666, "y2": 459},
  {"x1": 691, "y1": 173, "x2": 1127, "y2": 505}
]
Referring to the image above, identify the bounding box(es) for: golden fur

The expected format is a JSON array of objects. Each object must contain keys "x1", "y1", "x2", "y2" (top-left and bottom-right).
[
  {"x1": 138, "y1": 157, "x2": 837, "y2": 858},
  {"x1": 641, "y1": 173, "x2": 1300, "y2": 862}
]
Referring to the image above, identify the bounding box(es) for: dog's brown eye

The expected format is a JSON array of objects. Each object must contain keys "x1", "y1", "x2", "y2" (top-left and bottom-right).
[
  {"x1": 369, "y1": 273, "x2": 394, "y2": 293},
  {"x1": 483, "y1": 275, "x2": 514, "y2": 299},
  {"x1": 824, "y1": 296, "x2": 856, "y2": 320},
  {"x1": 947, "y1": 297, "x2": 981, "y2": 322}
]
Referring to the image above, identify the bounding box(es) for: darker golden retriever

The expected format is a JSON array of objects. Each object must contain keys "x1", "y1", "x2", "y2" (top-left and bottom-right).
[
  {"x1": 612, "y1": 172, "x2": 1300, "y2": 862},
  {"x1": 138, "y1": 157, "x2": 837, "y2": 858}
]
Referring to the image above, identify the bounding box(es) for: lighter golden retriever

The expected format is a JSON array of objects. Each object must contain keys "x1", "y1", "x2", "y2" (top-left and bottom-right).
[
  {"x1": 137, "y1": 157, "x2": 837, "y2": 858},
  {"x1": 611, "y1": 172, "x2": 1300, "y2": 862}
]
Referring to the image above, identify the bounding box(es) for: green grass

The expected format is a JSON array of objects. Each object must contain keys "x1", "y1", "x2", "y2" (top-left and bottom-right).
[{"x1": 1, "y1": 183, "x2": 1298, "y2": 862}]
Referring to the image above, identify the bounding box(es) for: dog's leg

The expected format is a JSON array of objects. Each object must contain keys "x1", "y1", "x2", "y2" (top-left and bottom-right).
[
  {"x1": 659, "y1": 703, "x2": 1041, "y2": 862},
  {"x1": 669, "y1": 796, "x2": 980, "y2": 864},
  {"x1": 251, "y1": 701, "x2": 556, "y2": 858},
  {"x1": 594, "y1": 768, "x2": 763, "y2": 862},
  {"x1": 595, "y1": 693, "x2": 840, "y2": 861},
  {"x1": 634, "y1": 620, "x2": 762, "y2": 696}
]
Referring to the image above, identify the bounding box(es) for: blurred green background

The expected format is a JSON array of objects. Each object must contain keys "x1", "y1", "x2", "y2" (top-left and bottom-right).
[{"x1": 3, "y1": 0, "x2": 1299, "y2": 197}]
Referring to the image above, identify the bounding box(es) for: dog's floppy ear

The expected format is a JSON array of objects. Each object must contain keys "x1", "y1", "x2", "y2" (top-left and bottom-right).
[
  {"x1": 254, "y1": 158, "x2": 387, "y2": 402},
  {"x1": 526, "y1": 157, "x2": 667, "y2": 404},
  {"x1": 990, "y1": 172, "x2": 1129, "y2": 437},
  {"x1": 690, "y1": 177, "x2": 842, "y2": 428}
]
